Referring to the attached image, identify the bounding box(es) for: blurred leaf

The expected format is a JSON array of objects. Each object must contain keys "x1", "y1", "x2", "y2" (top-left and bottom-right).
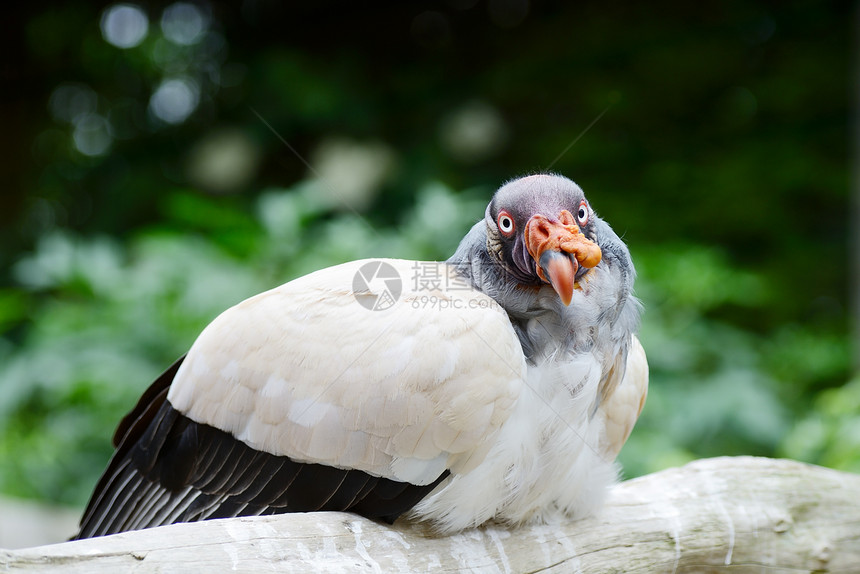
[
  {"x1": 780, "y1": 377, "x2": 860, "y2": 474},
  {"x1": 0, "y1": 290, "x2": 31, "y2": 334}
]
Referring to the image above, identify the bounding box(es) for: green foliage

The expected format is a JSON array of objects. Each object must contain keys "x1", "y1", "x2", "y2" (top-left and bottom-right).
[
  {"x1": 0, "y1": 227, "x2": 266, "y2": 502},
  {"x1": 619, "y1": 242, "x2": 852, "y2": 479},
  {"x1": 781, "y1": 376, "x2": 860, "y2": 474},
  {"x1": 620, "y1": 242, "x2": 852, "y2": 478}
]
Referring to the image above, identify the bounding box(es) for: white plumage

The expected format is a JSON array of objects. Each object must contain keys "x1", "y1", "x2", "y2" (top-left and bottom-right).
[{"x1": 169, "y1": 260, "x2": 525, "y2": 486}]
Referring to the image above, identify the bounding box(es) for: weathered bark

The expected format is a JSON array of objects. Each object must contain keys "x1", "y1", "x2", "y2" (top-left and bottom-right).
[{"x1": 2, "y1": 457, "x2": 858, "y2": 573}]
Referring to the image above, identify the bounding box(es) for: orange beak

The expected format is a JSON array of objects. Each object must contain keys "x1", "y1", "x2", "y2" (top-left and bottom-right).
[{"x1": 524, "y1": 210, "x2": 602, "y2": 305}]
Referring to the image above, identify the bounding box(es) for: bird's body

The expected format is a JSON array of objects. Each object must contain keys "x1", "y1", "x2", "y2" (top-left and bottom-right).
[{"x1": 74, "y1": 174, "x2": 647, "y2": 539}]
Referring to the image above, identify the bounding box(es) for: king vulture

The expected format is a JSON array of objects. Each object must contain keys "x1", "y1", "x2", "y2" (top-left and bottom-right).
[{"x1": 73, "y1": 173, "x2": 647, "y2": 539}]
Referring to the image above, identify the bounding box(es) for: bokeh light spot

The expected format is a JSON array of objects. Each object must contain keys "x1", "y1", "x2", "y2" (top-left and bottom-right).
[
  {"x1": 149, "y1": 77, "x2": 200, "y2": 124},
  {"x1": 186, "y1": 129, "x2": 262, "y2": 194},
  {"x1": 73, "y1": 114, "x2": 113, "y2": 156},
  {"x1": 161, "y1": 2, "x2": 209, "y2": 46},
  {"x1": 439, "y1": 101, "x2": 508, "y2": 163},
  {"x1": 310, "y1": 138, "x2": 395, "y2": 211},
  {"x1": 100, "y1": 4, "x2": 149, "y2": 49}
]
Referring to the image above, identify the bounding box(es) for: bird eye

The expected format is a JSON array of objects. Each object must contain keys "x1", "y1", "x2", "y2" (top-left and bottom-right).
[
  {"x1": 497, "y1": 211, "x2": 515, "y2": 236},
  {"x1": 576, "y1": 201, "x2": 589, "y2": 226}
]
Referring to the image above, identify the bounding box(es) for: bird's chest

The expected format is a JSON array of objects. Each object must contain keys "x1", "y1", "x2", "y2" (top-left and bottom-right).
[
  {"x1": 412, "y1": 351, "x2": 610, "y2": 531},
  {"x1": 502, "y1": 354, "x2": 603, "y2": 468}
]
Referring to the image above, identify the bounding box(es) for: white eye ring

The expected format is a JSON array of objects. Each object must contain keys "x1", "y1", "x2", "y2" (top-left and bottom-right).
[
  {"x1": 498, "y1": 212, "x2": 515, "y2": 236},
  {"x1": 576, "y1": 202, "x2": 589, "y2": 226}
]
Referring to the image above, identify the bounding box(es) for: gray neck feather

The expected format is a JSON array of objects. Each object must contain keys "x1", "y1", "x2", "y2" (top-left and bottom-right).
[{"x1": 447, "y1": 218, "x2": 641, "y2": 366}]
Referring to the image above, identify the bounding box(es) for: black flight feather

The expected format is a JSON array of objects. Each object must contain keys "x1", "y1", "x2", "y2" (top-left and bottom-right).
[{"x1": 74, "y1": 361, "x2": 449, "y2": 539}]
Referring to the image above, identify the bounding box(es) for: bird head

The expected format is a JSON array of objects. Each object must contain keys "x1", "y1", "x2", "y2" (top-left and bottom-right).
[{"x1": 485, "y1": 174, "x2": 603, "y2": 306}]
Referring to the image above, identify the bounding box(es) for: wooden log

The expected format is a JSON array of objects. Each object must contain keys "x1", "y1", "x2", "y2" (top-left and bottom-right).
[{"x1": 2, "y1": 456, "x2": 859, "y2": 573}]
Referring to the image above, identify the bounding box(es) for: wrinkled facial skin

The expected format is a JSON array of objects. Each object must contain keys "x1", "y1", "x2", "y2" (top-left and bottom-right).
[{"x1": 485, "y1": 175, "x2": 602, "y2": 303}]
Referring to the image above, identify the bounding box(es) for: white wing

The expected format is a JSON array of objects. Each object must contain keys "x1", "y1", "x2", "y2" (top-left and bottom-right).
[
  {"x1": 598, "y1": 334, "x2": 648, "y2": 458},
  {"x1": 167, "y1": 259, "x2": 527, "y2": 486}
]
